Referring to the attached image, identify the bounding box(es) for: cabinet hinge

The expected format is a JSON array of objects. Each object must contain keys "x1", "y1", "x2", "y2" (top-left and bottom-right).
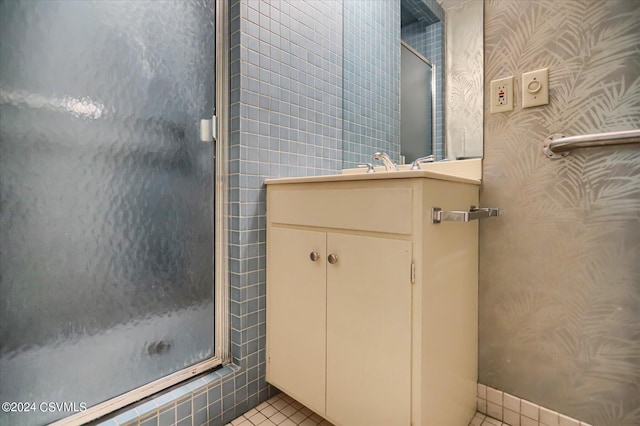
[{"x1": 411, "y1": 262, "x2": 415, "y2": 284}]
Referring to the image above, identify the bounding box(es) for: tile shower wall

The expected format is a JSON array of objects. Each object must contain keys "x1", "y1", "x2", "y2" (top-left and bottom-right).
[
  {"x1": 480, "y1": 1, "x2": 640, "y2": 426},
  {"x1": 401, "y1": 20, "x2": 444, "y2": 159},
  {"x1": 342, "y1": 0, "x2": 400, "y2": 168},
  {"x1": 403, "y1": 0, "x2": 444, "y2": 24},
  {"x1": 228, "y1": 0, "x2": 343, "y2": 420}
]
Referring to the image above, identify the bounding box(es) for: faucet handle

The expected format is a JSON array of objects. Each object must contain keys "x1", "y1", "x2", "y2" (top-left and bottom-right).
[
  {"x1": 357, "y1": 163, "x2": 376, "y2": 173},
  {"x1": 410, "y1": 155, "x2": 435, "y2": 170},
  {"x1": 372, "y1": 151, "x2": 399, "y2": 171}
]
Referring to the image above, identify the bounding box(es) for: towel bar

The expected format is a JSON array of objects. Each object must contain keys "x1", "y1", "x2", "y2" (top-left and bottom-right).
[{"x1": 542, "y1": 129, "x2": 640, "y2": 159}]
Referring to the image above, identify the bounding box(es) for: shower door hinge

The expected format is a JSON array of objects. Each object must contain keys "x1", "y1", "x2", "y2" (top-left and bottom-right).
[
  {"x1": 411, "y1": 262, "x2": 415, "y2": 284},
  {"x1": 200, "y1": 114, "x2": 217, "y2": 143}
]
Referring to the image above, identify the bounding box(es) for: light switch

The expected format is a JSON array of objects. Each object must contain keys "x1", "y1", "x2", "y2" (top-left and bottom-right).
[
  {"x1": 490, "y1": 76, "x2": 513, "y2": 113},
  {"x1": 522, "y1": 68, "x2": 549, "y2": 108}
]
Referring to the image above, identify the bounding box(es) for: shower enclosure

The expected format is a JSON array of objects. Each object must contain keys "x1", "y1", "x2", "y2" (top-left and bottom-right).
[{"x1": 0, "y1": 1, "x2": 222, "y2": 424}]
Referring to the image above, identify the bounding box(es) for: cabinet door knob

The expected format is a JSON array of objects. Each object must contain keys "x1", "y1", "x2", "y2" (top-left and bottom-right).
[
  {"x1": 309, "y1": 251, "x2": 320, "y2": 262},
  {"x1": 327, "y1": 254, "x2": 338, "y2": 264}
]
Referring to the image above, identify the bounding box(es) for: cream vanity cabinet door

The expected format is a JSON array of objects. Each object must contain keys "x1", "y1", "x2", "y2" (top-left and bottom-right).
[
  {"x1": 267, "y1": 225, "x2": 413, "y2": 425},
  {"x1": 326, "y1": 233, "x2": 412, "y2": 426},
  {"x1": 266, "y1": 226, "x2": 327, "y2": 416}
]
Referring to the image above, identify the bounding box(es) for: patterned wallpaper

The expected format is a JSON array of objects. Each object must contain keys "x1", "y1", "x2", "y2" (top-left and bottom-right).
[{"x1": 479, "y1": 1, "x2": 640, "y2": 426}]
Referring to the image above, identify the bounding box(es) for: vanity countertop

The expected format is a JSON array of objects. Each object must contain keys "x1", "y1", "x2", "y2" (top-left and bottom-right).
[
  {"x1": 265, "y1": 158, "x2": 482, "y2": 185},
  {"x1": 264, "y1": 169, "x2": 480, "y2": 186}
]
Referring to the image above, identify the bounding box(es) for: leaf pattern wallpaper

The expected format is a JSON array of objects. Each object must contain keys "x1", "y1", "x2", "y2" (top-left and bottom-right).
[{"x1": 479, "y1": 1, "x2": 640, "y2": 425}]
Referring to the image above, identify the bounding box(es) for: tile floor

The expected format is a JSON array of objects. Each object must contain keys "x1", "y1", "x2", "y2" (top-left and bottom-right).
[
  {"x1": 226, "y1": 392, "x2": 507, "y2": 426},
  {"x1": 225, "y1": 393, "x2": 333, "y2": 426},
  {"x1": 469, "y1": 412, "x2": 510, "y2": 426}
]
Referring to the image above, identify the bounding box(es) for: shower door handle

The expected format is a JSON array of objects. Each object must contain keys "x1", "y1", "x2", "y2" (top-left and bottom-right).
[{"x1": 200, "y1": 114, "x2": 217, "y2": 142}]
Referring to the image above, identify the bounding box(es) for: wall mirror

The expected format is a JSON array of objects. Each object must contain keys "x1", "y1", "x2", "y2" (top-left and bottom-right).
[
  {"x1": 342, "y1": 0, "x2": 484, "y2": 168},
  {"x1": 401, "y1": 41, "x2": 435, "y2": 162}
]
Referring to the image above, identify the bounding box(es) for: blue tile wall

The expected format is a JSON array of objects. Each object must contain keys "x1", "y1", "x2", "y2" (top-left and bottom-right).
[
  {"x1": 401, "y1": 20, "x2": 445, "y2": 159},
  {"x1": 228, "y1": 0, "x2": 342, "y2": 418},
  {"x1": 402, "y1": 0, "x2": 444, "y2": 25},
  {"x1": 96, "y1": 366, "x2": 239, "y2": 426},
  {"x1": 342, "y1": 0, "x2": 401, "y2": 168}
]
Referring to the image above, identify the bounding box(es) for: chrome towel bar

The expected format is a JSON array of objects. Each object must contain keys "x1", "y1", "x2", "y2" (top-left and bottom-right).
[
  {"x1": 432, "y1": 206, "x2": 500, "y2": 224},
  {"x1": 542, "y1": 129, "x2": 640, "y2": 159}
]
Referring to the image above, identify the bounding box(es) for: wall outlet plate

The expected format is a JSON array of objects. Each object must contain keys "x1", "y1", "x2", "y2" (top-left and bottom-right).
[
  {"x1": 522, "y1": 68, "x2": 549, "y2": 108},
  {"x1": 490, "y1": 76, "x2": 513, "y2": 113}
]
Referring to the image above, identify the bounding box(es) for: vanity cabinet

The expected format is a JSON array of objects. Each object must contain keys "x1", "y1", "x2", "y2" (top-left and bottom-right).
[
  {"x1": 266, "y1": 173, "x2": 480, "y2": 426},
  {"x1": 268, "y1": 226, "x2": 412, "y2": 424}
]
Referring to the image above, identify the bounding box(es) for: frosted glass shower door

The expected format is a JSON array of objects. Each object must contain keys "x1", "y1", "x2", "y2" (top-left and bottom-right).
[{"x1": 0, "y1": 1, "x2": 217, "y2": 424}]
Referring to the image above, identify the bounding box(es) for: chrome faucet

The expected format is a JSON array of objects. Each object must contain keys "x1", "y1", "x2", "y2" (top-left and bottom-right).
[
  {"x1": 410, "y1": 155, "x2": 435, "y2": 170},
  {"x1": 372, "y1": 151, "x2": 399, "y2": 171}
]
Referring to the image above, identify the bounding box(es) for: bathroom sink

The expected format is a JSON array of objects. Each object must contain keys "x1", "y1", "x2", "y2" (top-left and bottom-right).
[{"x1": 341, "y1": 158, "x2": 482, "y2": 181}]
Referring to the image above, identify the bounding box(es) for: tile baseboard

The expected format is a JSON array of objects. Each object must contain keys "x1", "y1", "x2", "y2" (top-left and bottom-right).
[{"x1": 476, "y1": 383, "x2": 591, "y2": 426}]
